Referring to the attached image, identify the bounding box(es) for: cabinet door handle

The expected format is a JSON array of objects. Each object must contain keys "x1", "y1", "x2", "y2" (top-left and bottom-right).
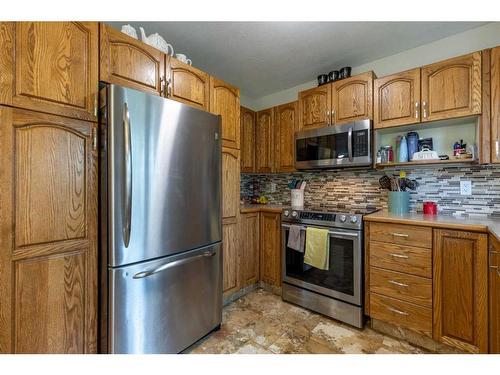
[
  {"x1": 387, "y1": 307, "x2": 409, "y2": 316},
  {"x1": 331, "y1": 109, "x2": 335, "y2": 125},
  {"x1": 166, "y1": 70, "x2": 172, "y2": 97},
  {"x1": 92, "y1": 127, "x2": 97, "y2": 151},
  {"x1": 94, "y1": 93, "x2": 98, "y2": 117},
  {"x1": 388, "y1": 280, "x2": 409, "y2": 287},
  {"x1": 496, "y1": 140, "x2": 499, "y2": 159},
  {"x1": 415, "y1": 101, "x2": 419, "y2": 119},
  {"x1": 325, "y1": 110, "x2": 330, "y2": 125},
  {"x1": 389, "y1": 253, "x2": 409, "y2": 259},
  {"x1": 392, "y1": 232, "x2": 409, "y2": 238},
  {"x1": 160, "y1": 75, "x2": 166, "y2": 97},
  {"x1": 422, "y1": 101, "x2": 427, "y2": 118}
]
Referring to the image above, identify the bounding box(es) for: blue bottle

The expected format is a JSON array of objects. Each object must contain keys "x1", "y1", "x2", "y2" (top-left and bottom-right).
[{"x1": 399, "y1": 135, "x2": 409, "y2": 162}]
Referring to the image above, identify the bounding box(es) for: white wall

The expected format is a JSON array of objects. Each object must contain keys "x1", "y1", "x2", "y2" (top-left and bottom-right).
[{"x1": 241, "y1": 22, "x2": 500, "y2": 111}]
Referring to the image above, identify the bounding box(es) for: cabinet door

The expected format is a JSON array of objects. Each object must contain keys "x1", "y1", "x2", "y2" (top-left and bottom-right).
[
  {"x1": 0, "y1": 107, "x2": 98, "y2": 353},
  {"x1": 490, "y1": 235, "x2": 500, "y2": 353},
  {"x1": 421, "y1": 52, "x2": 482, "y2": 122},
  {"x1": 210, "y1": 77, "x2": 240, "y2": 149},
  {"x1": 260, "y1": 212, "x2": 281, "y2": 287},
  {"x1": 433, "y1": 229, "x2": 488, "y2": 353},
  {"x1": 240, "y1": 106, "x2": 256, "y2": 173},
  {"x1": 255, "y1": 108, "x2": 275, "y2": 173},
  {"x1": 99, "y1": 23, "x2": 166, "y2": 96},
  {"x1": 491, "y1": 47, "x2": 500, "y2": 163},
  {"x1": 222, "y1": 147, "x2": 240, "y2": 220},
  {"x1": 0, "y1": 22, "x2": 98, "y2": 121},
  {"x1": 222, "y1": 218, "x2": 240, "y2": 298},
  {"x1": 241, "y1": 212, "x2": 260, "y2": 286},
  {"x1": 332, "y1": 71, "x2": 374, "y2": 125},
  {"x1": 167, "y1": 58, "x2": 210, "y2": 110},
  {"x1": 374, "y1": 68, "x2": 421, "y2": 129},
  {"x1": 298, "y1": 84, "x2": 331, "y2": 130},
  {"x1": 275, "y1": 101, "x2": 297, "y2": 172}
]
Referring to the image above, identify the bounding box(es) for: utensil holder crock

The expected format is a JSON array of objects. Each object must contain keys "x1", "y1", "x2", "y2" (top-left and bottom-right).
[{"x1": 388, "y1": 191, "x2": 410, "y2": 214}]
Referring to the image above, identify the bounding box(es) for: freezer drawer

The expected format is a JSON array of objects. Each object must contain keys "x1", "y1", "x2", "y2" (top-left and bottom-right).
[{"x1": 108, "y1": 243, "x2": 222, "y2": 354}]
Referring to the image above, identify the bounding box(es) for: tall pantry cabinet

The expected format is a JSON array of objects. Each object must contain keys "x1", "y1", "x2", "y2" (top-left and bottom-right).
[{"x1": 0, "y1": 21, "x2": 99, "y2": 353}]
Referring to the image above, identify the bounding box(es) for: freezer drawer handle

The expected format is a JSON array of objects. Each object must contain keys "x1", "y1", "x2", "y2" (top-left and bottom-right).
[
  {"x1": 132, "y1": 250, "x2": 216, "y2": 279},
  {"x1": 123, "y1": 102, "x2": 132, "y2": 248}
]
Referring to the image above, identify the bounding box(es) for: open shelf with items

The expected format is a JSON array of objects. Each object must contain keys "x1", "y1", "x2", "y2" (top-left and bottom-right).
[{"x1": 373, "y1": 116, "x2": 480, "y2": 169}]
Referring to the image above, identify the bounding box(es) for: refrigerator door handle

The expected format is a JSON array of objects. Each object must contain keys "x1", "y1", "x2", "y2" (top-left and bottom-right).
[
  {"x1": 132, "y1": 250, "x2": 216, "y2": 279},
  {"x1": 123, "y1": 102, "x2": 132, "y2": 248}
]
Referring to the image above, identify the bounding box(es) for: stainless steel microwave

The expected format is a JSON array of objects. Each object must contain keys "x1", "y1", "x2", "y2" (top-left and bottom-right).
[{"x1": 295, "y1": 119, "x2": 372, "y2": 169}]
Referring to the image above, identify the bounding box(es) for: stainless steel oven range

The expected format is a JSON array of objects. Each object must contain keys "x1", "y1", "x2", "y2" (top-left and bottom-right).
[{"x1": 281, "y1": 207, "x2": 375, "y2": 328}]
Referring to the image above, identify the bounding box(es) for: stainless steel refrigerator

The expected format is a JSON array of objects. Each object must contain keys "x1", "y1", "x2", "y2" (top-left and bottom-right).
[{"x1": 100, "y1": 84, "x2": 222, "y2": 354}]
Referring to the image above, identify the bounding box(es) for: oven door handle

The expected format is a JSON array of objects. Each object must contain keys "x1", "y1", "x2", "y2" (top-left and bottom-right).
[
  {"x1": 348, "y1": 127, "x2": 353, "y2": 162},
  {"x1": 281, "y1": 224, "x2": 359, "y2": 238}
]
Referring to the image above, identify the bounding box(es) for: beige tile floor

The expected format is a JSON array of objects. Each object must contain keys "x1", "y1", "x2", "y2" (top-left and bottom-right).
[{"x1": 186, "y1": 288, "x2": 427, "y2": 354}]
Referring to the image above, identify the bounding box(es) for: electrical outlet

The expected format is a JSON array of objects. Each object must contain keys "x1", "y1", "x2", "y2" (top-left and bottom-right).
[
  {"x1": 460, "y1": 180, "x2": 472, "y2": 196},
  {"x1": 270, "y1": 182, "x2": 277, "y2": 193}
]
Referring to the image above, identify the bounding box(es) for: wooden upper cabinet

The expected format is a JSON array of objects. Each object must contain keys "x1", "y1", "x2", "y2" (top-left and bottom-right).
[
  {"x1": 491, "y1": 47, "x2": 500, "y2": 163},
  {"x1": 433, "y1": 229, "x2": 488, "y2": 353},
  {"x1": 0, "y1": 22, "x2": 98, "y2": 122},
  {"x1": 167, "y1": 58, "x2": 210, "y2": 110},
  {"x1": 240, "y1": 106, "x2": 256, "y2": 173},
  {"x1": 99, "y1": 23, "x2": 166, "y2": 96},
  {"x1": 332, "y1": 71, "x2": 374, "y2": 125},
  {"x1": 275, "y1": 101, "x2": 298, "y2": 172},
  {"x1": 255, "y1": 108, "x2": 275, "y2": 173},
  {"x1": 421, "y1": 52, "x2": 482, "y2": 122},
  {"x1": 374, "y1": 68, "x2": 421, "y2": 129},
  {"x1": 298, "y1": 84, "x2": 331, "y2": 130},
  {"x1": 210, "y1": 77, "x2": 240, "y2": 149},
  {"x1": 0, "y1": 107, "x2": 98, "y2": 353},
  {"x1": 222, "y1": 147, "x2": 240, "y2": 220},
  {"x1": 260, "y1": 212, "x2": 281, "y2": 287}
]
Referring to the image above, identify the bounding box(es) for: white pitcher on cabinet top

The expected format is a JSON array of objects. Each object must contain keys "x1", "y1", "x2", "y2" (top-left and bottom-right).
[
  {"x1": 175, "y1": 53, "x2": 192, "y2": 66},
  {"x1": 139, "y1": 27, "x2": 174, "y2": 56}
]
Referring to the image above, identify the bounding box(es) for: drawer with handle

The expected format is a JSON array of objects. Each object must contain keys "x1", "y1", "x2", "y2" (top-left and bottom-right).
[
  {"x1": 370, "y1": 292, "x2": 432, "y2": 337},
  {"x1": 370, "y1": 241, "x2": 432, "y2": 278},
  {"x1": 370, "y1": 222, "x2": 432, "y2": 249},
  {"x1": 370, "y1": 266, "x2": 432, "y2": 307}
]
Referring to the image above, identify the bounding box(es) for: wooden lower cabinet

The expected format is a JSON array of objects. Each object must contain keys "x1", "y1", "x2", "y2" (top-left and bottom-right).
[
  {"x1": 222, "y1": 218, "x2": 240, "y2": 298},
  {"x1": 433, "y1": 229, "x2": 488, "y2": 353},
  {"x1": 0, "y1": 107, "x2": 98, "y2": 353},
  {"x1": 241, "y1": 212, "x2": 260, "y2": 286},
  {"x1": 490, "y1": 235, "x2": 500, "y2": 353},
  {"x1": 260, "y1": 212, "x2": 281, "y2": 287}
]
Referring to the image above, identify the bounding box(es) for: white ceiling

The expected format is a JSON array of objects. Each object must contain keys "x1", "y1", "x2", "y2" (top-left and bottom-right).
[{"x1": 108, "y1": 22, "x2": 487, "y2": 99}]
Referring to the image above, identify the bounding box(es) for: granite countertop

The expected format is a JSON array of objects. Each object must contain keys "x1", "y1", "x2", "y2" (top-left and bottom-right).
[
  {"x1": 240, "y1": 204, "x2": 287, "y2": 213},
  {"x1": 364, "y1": 210, "x2": 500, "y2": 242}
]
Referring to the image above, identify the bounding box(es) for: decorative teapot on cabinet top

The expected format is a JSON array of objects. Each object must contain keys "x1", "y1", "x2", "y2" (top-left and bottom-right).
[{"x1": 139, "y1": 27, "x2": 174, "y2": 56}]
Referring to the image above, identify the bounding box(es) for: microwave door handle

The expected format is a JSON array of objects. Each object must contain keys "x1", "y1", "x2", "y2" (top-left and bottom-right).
[
  {"x1": 348, "y1": 127, "x2": 353, "y2": 161},
  {"x1": 122, "y1": 102, "x2": 132, "y2": 248}
]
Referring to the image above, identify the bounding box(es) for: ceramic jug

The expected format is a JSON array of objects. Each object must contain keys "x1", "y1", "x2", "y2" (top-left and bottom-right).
[{"x1": 139, "y1": 27, "x2": 174, "y2": 56}]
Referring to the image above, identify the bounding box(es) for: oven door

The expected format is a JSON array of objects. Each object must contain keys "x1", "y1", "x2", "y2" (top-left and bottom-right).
[
  {"x1": 295, "y1": 119, "x2": 371, "y2": 169},
  {"x1": 281, "y1": 223, "x2": 362, "y2": 306}
]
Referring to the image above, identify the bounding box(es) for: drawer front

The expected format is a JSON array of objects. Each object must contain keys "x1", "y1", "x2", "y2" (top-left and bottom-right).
[
  {"x1": 370, "y1": 293, "x2": 432, "y2": 336},
  {"x1": 370, "y1": 241, "x2": 432, "y2": 278},
  {"x1": 370, "y1": 222, "x2": 432, "y2": 248},
  {"x1": 370, "y1": 267, "x2": 432, "y2": 307}
]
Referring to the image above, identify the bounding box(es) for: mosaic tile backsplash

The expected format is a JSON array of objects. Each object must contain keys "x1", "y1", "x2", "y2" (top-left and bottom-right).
[{"x1": 241, "y1": 165, "x2": 500, "y2": 217}]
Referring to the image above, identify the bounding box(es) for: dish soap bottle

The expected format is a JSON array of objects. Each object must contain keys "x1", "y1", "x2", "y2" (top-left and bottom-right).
[{"x1": 399, "y1": 135, "x2": 409, "y2": 162}]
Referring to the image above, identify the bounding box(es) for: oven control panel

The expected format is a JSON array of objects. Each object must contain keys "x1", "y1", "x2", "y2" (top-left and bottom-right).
[{"x1": 282, "y1": 209, "x2": 364, "y2": 230}]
